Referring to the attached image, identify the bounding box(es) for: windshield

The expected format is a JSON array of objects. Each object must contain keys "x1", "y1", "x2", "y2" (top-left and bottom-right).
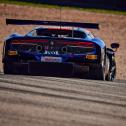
[{"x1": 27, "y1": 28, "x2": 86, "y2": 39}]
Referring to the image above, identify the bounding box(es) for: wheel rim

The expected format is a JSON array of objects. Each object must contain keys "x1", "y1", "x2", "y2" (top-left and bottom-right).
[{"x1": 109, "y1": 69, "x2": 116, "y2": 81}]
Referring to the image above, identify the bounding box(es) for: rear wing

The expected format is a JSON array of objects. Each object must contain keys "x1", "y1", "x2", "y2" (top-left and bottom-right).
[{"x1": 6, "y1": 18, "x2": 99, "y2": 29}]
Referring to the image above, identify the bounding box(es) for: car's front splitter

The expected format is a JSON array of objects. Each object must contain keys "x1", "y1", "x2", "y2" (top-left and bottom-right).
[{"x1": 10, "y1": 62, "x2": 89, "y2": 77}]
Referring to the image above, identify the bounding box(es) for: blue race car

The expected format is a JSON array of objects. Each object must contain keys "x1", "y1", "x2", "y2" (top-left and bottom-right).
[{"x1": 2, "y1": 19, "x2": 119, "y2": 81}]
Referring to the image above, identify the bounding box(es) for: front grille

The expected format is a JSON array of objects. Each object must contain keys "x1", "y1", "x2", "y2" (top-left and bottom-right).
[
  {"x1": 12, "y1": 43, "x2": 45, "y2": 53},
  {"x1": 62, "y1": 46, "x2": 95, "y2": 54},
  {"x1": 11, "y1": 42, "x2": 96, "y2": 55}
]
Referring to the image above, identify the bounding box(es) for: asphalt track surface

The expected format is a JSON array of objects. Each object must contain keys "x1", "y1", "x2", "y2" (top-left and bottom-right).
[{"x1": 0, "y1": 74, "x2": 126, "y2": 126}]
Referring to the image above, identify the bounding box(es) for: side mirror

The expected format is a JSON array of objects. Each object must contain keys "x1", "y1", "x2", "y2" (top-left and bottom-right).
[{"x1": 111, "y1": 43, "x2": 120, "y2": 51}]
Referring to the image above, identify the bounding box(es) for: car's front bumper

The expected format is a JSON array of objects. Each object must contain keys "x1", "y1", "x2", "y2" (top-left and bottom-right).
[{"x1": 8, "y1": 62, "x2": 89, "y2": 77}]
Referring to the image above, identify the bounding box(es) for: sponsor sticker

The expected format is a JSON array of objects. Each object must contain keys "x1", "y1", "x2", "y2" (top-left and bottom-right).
[{"x1": 41, "y1": 56, "x2": 62, "y2": 63}]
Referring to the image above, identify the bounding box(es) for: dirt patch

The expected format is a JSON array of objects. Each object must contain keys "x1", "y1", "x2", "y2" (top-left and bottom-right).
[{"x1": 0, "y1": 4, "x2": 126, "y2": 80}]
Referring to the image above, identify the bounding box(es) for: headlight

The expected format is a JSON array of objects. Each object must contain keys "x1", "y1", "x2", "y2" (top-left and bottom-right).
[
  {"x1": 86, "y1": 54, "x2": 97, "y2": 60},
  {"x1": 8, "y1": 50, "x2": 18, "y2": 56}
]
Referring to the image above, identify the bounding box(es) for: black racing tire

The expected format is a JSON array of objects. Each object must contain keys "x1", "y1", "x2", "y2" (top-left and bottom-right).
[
  {"x1": 106, "y1": 64, "x2": 116, "y2": 81},
  {"x1": 3, "y1": 63, "x2": 13, "y2": 74},
  {"x1": 89, "y1": 64, "x2": 106, "y2": 80}
]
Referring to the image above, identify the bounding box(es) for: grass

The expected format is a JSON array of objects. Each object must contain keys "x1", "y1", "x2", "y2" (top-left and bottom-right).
[{"x1": 0, "y1": 0, "x2": 126, "y2": 15}]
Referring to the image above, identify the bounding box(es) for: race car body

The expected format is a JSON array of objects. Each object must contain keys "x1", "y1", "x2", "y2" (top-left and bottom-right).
[{"x1": 2, "y1": 19, "x2": 119, "y2": 81}]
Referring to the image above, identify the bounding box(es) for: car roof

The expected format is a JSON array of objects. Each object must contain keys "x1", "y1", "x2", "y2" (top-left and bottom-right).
[{"x1": 33, "y1": 26, "x2": 90, "y2": 34}]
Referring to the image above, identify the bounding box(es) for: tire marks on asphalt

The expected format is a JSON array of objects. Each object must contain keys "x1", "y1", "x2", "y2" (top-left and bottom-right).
[{"x1": 0, "y1": 75, "x2": 126, "y2": 126}]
